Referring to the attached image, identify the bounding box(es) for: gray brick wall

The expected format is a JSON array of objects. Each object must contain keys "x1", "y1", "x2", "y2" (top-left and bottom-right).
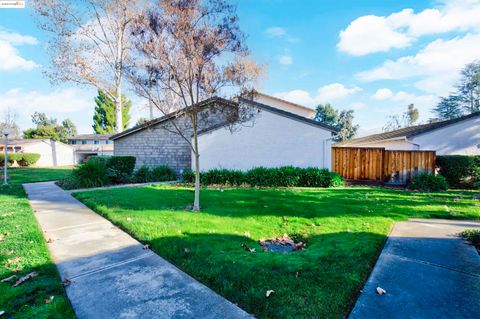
[{"x1": 114, "y1": 121, "x2": 192, "y2": 174}]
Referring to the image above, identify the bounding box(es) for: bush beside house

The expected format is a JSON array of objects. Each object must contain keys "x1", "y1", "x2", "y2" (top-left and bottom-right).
[
  {"x1": 409, "y1": 173, "x2": 449, "y2": 192},
  {"x1": 182, "y1": 166, "x2": 344, "y2": 188},
  {"x1": 436, "y1": 155, "x2": 479, "y2": 189},
  {"x1": 0, "y1": 153, "x2": 41, "y2": 167}
]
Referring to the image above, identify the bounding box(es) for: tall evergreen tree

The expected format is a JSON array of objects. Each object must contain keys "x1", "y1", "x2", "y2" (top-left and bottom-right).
[
  {"x1": 314, "y1": 104, "x2": 359, "y2": 141},
  {"x1": 434, "y1": 95, "x2": 463, "y2": 120},
  {"x1": 457, "y1": 60, "x2": 480, "y2": 113},
  {"x1": 93, "y1": 89, "x2": 131, "y2": 134},
  {"x1": 314, "y1": 103, "x2": 338, "y2": 126}
]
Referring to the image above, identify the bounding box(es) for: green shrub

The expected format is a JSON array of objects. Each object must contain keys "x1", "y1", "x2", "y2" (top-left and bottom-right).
[
  {"x1": 436, "y1": 155, "x2": 479, "y2": 189},
  {"x1": 182, "y1": 166, "x2": 343, "y2": 188},
  {"x1": 0, "y1": 153, "x2": 18, "y2": 167},
  {"x1": 73, "y1": 160, "x2": 110, "y2": 188},
  {"x1": 88, "y1": 155, "x2": 136, "y2": 184},
  {"x1": 460, "y1": 229, "x2": 480, "y2": 249},
  {"x1": 182, "y1": 169, "x2": 195, "y2": 183},
  {"x1": 134, "y1": 165, "x2": 152, "y2": 183},
  {"x1": 409, "y1": 173, "x2": 448, "y2": 191},
  {"x1": 151, "y1": 165, "x2": 177, "y2": 181},
  {"x1": 17, "y1": 153, "x2": 41, "y2": 167}
]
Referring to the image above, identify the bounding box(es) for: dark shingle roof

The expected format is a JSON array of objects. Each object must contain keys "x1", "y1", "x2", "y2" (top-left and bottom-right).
[
  {"x1": 69, "y1": 134, "x2": 113, "y2": 140},
  {"x1": 335, "y1": 112, "x2": 480, "y2": 146},
  {"x1": 110, "y1": 97, "x2": 235, "y2": 140}
]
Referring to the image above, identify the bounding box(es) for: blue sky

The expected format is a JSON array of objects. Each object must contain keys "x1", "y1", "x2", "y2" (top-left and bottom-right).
[{"x1": 1, "y1": 0, "x2": 480, "y2": 135}]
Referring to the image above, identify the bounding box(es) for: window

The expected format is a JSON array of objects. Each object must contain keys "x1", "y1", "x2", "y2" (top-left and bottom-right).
[
  {"x1": 71, "y1": 140, "x2": 77, "y2": 145},
  {"x1": 94, "y1": 140, "x2": 99, "y2": 144},
  {"x1": 82, "y1": 140, "x2": 87, "y2": 145}
]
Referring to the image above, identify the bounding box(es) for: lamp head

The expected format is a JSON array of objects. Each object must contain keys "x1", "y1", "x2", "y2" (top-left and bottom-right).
[{"x1": 2, "y1": 129, "x2": 10, "y2": 137}]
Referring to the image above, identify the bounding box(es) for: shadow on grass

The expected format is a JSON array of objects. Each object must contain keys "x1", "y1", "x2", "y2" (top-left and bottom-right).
[{"x1": 76, "y1": 185, "x2": 480, "y2": 221}]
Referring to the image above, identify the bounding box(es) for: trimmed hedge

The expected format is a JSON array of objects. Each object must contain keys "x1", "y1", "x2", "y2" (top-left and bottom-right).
[
  {"x1": 182, "y1": 166, "x2": 344, "y2": 188},
  {"x1": 89, "y1": 155, "x2": 136, "y2": 184},
  {"x1": 133, "y1": 165, "x2": 177, "y2": 183},
  {"x1": 409, "y1": 173, "x2": 448, "y2": 192},
  {"x1": 0, "y1": 153, "x2": 40, "y2": 167},
  {"x1": 18, "y1": 153, "x2": 41, "y2": 167},
  {"x1": 436, "y1": 155, "x2": 479, "y2": 189}
]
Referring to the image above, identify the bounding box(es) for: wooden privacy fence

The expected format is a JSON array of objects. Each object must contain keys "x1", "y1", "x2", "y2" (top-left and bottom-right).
[{"x1": 332, "y1": 147, "x2": 436, "y2": 184}]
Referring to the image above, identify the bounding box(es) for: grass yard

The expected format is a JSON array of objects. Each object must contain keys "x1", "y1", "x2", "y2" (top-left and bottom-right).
[
  {"x1": 0, "y1": 167, "x2": 75, "y2": 319},
  {"x1": 75, "y1": 185, "x2": 479, "y2": 319}
]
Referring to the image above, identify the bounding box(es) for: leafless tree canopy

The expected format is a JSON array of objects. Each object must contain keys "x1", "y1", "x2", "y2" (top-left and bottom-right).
[
  {"x1": 31, "y1": 0, "x2": 145, "y2": 132},
  {"x1": 127, "y1": 0, "x2": 263, "y2": 211}
]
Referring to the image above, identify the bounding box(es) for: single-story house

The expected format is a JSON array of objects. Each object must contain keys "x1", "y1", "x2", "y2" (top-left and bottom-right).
[
  {"x1": 0, "y1": 138, "x2": 75, "y2": 166},
  {"x1": 335, "y1": 112, "x2": 480, "y2": 155},
  {"x1": 111, "y1": 93, "x2": 338, "y2": 173},
  {"x1": 68, "y1": 134, "x2": 114, "y2": 163}
]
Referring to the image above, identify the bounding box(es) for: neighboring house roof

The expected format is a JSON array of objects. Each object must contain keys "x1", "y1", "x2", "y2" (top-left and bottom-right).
[
  {"x1": 110, "y1": 97, "x2": 237, "y2": 140},
  {"x1": 335, "y1": 112, "x2": 480, "y2": 147},
  {"x1": 69, "y1": 134, "x2": 113, "y2": 141},
  {"x1": 111, "y1": 95, "x2": 337, "y2": 141},
  {"x1": 198, "y1": 98, "x2": 338, "y2": 136},
  {"x1": 254, "y1": 92, "x2": 317, "y2": 117}
]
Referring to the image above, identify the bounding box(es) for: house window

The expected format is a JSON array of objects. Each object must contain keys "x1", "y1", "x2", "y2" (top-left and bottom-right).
[
  {"x1": 71, "y1": 140, "x2": 77, "y2": 145},
  {"x1": 82, "y1": 140, "x2": 87, "y2": 145},
  {"x1": 94, "y1": 140, "x2": 99, "y2": 144}
]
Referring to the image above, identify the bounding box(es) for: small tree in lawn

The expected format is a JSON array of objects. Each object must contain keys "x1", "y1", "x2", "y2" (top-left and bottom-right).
[
  {"x1": 128, "y1": 0, "x2": 262, "y2": 211},
  {"x1": 31, "y1": 0, "x2": 145, "y2": 133}
]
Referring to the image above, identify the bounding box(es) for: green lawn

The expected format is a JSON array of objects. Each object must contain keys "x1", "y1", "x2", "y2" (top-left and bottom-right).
[
  {"x1": 75, "y1": 185, "x2": 479, "y2": 319},
  {"x1": 0, "y1": 167, "x2": 75, "y2": 319}
]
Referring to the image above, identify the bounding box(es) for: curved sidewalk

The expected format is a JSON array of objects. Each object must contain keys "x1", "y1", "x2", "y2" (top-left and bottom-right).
[
  {"x1": 24, "y1": 181, "x2": 251, "y2": 319},
  {"x1": 349, "y1": 218, "x2": 480, "y2": 319}
]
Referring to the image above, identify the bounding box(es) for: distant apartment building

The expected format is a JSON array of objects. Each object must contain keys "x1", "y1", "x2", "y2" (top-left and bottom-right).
[{"x1": 68, "y1": 134, "x2": 113, "y2": 163}]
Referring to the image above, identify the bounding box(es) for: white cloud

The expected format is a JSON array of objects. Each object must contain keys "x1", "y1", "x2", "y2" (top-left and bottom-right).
[
  {"x1": 0, "y1": 88, "x2": 92, "y2": 115},
  {"x1": 275, "y1": 83, "x2": 362, "y2": 106},
  {"x1": 349, "y1": 102, "x2": 366, "y2": 110},
  {"x1": 278, "y1": 55, "x2": 292, "y2": 65},
  {"x1": 372, "y1": 88, "x2": 394, "y2": 100},
  {"x1": 316, "y1": 83, "x2": 362, "y2": 102},
  {"x1": 357, "y1": 33, "x2": 480, "y2": 95},
  {"x1": 0, "y1": 29, "x2": 38, "y2": 45},
  {"x1": 0, "y1": 28, "x2": 38, "y2": 71},
  {"x1": 338, "y1": 0, "x2": 480, "y2": 55},
  {"x1": 338, "y1": 15, "x2": 413, "y2": 56},
  {"x1": 0, "y1": 41, "x2": 38, "y2": 71},
  {"x1": 265, "y1": 27, "x2": 287, "y2": 38}
]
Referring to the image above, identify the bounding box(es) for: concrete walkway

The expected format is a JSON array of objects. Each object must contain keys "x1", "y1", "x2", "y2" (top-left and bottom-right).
[
  {"x1": 24, "y1": 182, "x2": 251, "y2": 319},
  {"x1": 349, "y1": 218, "x2": 480, "y2": 319}
]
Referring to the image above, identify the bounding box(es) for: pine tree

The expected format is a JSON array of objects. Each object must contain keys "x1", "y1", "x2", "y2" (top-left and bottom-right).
[
  {"x1": 434, "y1": 95, "x2": 463, "y2": 120},
  {"x1": 92, "y1": 89, "x2": 131, "y2": 134}
]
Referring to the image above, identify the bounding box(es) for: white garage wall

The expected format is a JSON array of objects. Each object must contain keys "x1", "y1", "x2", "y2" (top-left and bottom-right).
[
  {"x1": 23, "y1": 140, "x2": 75, "y2": 166},
  {"x1": 412, "y1": 115, "x2": 480, "y2": 155},
  {"x1": 196, "y1": 110, "x2": 333, "y2": 171}
]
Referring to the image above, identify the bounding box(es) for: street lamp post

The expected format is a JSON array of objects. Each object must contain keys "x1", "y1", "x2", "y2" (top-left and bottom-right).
[{"x1": 2, "y1": 129, "x2": 10, "y2": 185}]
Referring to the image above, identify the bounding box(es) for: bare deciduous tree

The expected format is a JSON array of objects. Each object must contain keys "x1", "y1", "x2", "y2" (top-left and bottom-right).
[
  {"x1": 128, "y1": 0, "x2": 263, "y2": 211},
  {"x1": 31, "y1": 0, "x2": 145, "y2": 132}
]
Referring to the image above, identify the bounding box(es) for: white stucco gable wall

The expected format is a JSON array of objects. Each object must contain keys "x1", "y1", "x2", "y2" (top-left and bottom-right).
[
  {"x1": 411, "y1": 115, "x2": 480, "y2": 155},
  {"x1": 22, "y1": 140, "x2": 75, "y2": 166},
  {"x1": 196, "y1": 109, "x2": 333, "y2": 171}
]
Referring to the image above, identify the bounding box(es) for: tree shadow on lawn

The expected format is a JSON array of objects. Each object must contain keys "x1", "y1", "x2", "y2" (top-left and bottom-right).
[
  {"x1": 77, "y1": 185, "x2": 480, "y2": 221},
  {"x1": 141, "y1": 231, "x2": 387, "y2": 319}
]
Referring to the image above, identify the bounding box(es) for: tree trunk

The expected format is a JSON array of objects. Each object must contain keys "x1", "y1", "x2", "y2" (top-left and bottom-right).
[
  {"x1": 115, "y1": 85, "x2": 123, "y2": 132},
  {"x1": 192, "y1": 123, "x2": 200, "y2": 212}
]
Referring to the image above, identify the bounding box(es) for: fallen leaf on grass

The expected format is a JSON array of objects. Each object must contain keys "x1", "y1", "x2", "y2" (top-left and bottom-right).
[
  {"x1": 241, "y1": 244, "x2": 255, "y2": 253},
  {"x1": 266, "y1": 290, "x2": 274, "y2": 297},
  {"x1": 61, "y1": 279, "x2": 71, "y2": 287},
  {"x1": 376, "y1": 286, "x2": 386, "y2": 295},
  {"x1": 0, "y1": 310, "x2": 5, "y2": 316},
  {"x1": 47, "y1": 238, "x2": 54, "y2": 243},
  {"x1": 184, "y1": 248, "x2": 190, "y2": 253},
  {"x1": 13, "y1": 272, "x2": 38, "y2": 287},
  {"x1": 143, "y1": 244, "x2": 150, "y2": 250},
  {"x1": 1, "y1": 275, "x2": 16, "y2": 283},
  {"x1": 0, "y1": 235, "x2": 4, "y2": 241},
  {"x1": 45, "y1": 296, "x2": 54, "y2": 304},
  {"x1": 244, "y1": 231, "x2": 251, "y2": 238},
  {"x1": 5, "y1": 256, "x2": 22, "y2": 267}
]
